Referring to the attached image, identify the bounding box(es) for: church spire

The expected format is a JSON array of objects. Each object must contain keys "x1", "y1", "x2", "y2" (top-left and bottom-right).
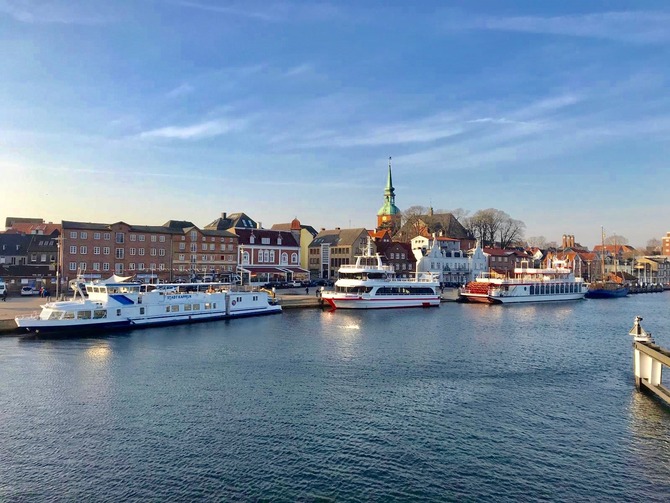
[
  {"x1": 384, "y1": 156, "x2": 395, "y2": 202},
  {"x1": 376, "y1": 156, "x2": 401, "y2": 234}
]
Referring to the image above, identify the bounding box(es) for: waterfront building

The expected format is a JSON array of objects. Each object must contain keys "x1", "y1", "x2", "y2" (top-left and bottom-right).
[
  {"x1": 271, "y1": 218, "x2": 318, "y2": 274},
  {"x1": 395, "y1": 207, "x2": 475, "y2": 249},
  {"x1": 163, "y1": 221, "x2": 238, "y2": 282},
  {"x1": 484, "y1": 247, "x2": 530, "y2": 275},
  {"x1": 308, "y1": 228, "x2": 370, "y2": 279},
  {"x1": 663, "y1": 232, "x2": 670, "y2": 255},
  {"x1": 60, "y1": 220, "x2": 179, "y2": 284},
  {"x1": 412, "y1": 236, "x2": 487, "y2": 284},
  {"x1": 233, "y1": 228, "x2": 305, "y2": 285}
]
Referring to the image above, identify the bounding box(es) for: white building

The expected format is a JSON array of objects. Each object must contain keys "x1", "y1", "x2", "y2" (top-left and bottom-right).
[{"x1": 411, "y1": 236, "x2": 488, "y2": 285}]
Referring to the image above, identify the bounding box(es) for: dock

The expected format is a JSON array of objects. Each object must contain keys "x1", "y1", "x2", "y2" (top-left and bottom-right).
[{"x1": 629, "y1": 316, "x2": 670, "y2": 406}]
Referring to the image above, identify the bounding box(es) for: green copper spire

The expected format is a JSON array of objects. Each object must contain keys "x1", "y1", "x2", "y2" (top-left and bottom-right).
[{"x1": 377, "y1": 157, "x2": 401, "y2": 216}]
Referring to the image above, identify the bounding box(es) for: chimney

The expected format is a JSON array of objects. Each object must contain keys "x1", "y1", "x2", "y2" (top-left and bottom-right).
[
  {"x1": 562, "y1": 235, "x2": 567, "y2": 248},
  {"x1": 221, "y1": 212, "x2": 227, "y2": 219},
  {"x1": 335, "y1": 227, "x2": 341, "y2": 230}
]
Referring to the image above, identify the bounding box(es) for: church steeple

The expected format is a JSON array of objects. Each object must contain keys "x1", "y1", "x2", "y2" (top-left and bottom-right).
[{"x1": 376, "y1": 157, "x2": 401, "y2": 234}]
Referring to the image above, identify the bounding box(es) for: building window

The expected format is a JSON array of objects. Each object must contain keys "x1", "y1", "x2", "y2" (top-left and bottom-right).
[
  {"x1": 103, "y1": 247, "x2": 110, "y2": 255},
  {"x1": 94, "y1": 247, "x2": 100, "y2": 255},
  {"x1": 202, "y1": 243, "x2": 207, "y2": 251},
  {"x1": 291, "y1": 253, "x2": 298, "y2": 264},
  {"x1": 69, "y1": 262, "x2": 77, "y2": 271},
  {"x1": 115, "y1": 248, "x2": 124, "y2": 259},
  {"x1": 70, "y1": 231, "x2": 77, "y2": 239},
  {"x1": 70, "y1": 245, "x2": 77, "y2": 254},
  {"x1": 103, "y1": 233, "x2": 111, "y2": 241},
  {"x1": 115, "y1": 263, "x2": 124, "y2": 274},
  {"x1": 179, "y1": 254, "x2": 185, "y2": 261},
  {"x1": 190, "y1": 243, "x2": 197, "y2": 253},
  {"x1": 151, "y1": 248, "x2": 157, "y2": 256},
  {"x1": 80, "y1": 246, "x2": 87, "y2": 255},
  {"x1": 103, "y1": 263, "x2": 110, "y2": 271},
  {"x1": 129, "y1": 263, "x2": 135, "y2": 270},
  {"x1": 191, "y1": 231, "x2": 197, "y2": 241},
  {"x1": 159, "y1": 249, "x2": 166, "y2": 256},
  {"x1": 138, "y1": 263, "x2": 145, "y2": 271},
  {"x1": 94, "y1": 232, "x2": 101, "y2": 240},
  {"x1": 130, "y1": 248, "x2": 136, "y2": 256},
  {"x1": 159, "y1": 235, "x2": 165, "y2": 243},
  {"x1": 79, "y1": 262, "x2": 86, "y2": 271},
  {"x1": 80, "y1": 232, "x2": 87, "y2": 239},
  {"x1": 179, "y1": 243, "x2": 186, "y2": 251},
  {"x1": 115, "y1": 233, "x2": 124, "y2": 244},
  {"x1": 139, "y1": 235, "x2": 145, "y2": 242},
  {"x1": 281, "y1": 252, "x2": 288, "y2": 264},
  {"x1": 139, "y1": 248, "x2": 145, "y2": 256},
  {"x1": 151, "y1": 235, "x2": 157, "y2": 242}
]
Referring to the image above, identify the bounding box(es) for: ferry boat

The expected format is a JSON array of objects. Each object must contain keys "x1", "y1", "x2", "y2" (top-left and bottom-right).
[
  {"x1": 15, "y1": 278, "x2": 281, "y2": 334},
  {"x1": 320, "y1": 243, "x2": 440, "y2": 310},
  {"x1": 460, "y1": 259, "x2": 587, "y2": 304}
]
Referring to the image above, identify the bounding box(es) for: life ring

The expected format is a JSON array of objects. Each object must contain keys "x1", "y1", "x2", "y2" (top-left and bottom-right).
[{"x1": 232, "y1": 300, "x2": 236, "y2": 305}]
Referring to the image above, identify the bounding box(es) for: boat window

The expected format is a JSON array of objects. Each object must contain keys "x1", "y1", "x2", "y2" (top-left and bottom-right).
[
  {"x1": 530, "y1": 285, "x2": 535, "y2": 295},
  {"x1": 165, "y1": 306, "x2": 170, "y2": 313},
  {"x1": 77, "y1": 311, "x2": 91, "y2": 319},
  {"x1": 213, "y1": 303, "x2": 217, "y2": 308},
  {"x1": 63, "y1": 311, "x2": 75, "y2": 319},
  {"x1": 193, "y1": 304, "x2": 200, "y2": 310},
  {"x1": 171, "y1": 305, "x2": 179, "y2": 312},
  {"x1": 116, "y1": 309, "x2": 121, "y2": 316},
  {"x1": 205, "y1": 303, "x2": 211, "y2": 309},
  {"x1": 48, "y1": 311, "x2": 63, "y2": 320},
  {"x1": 140, "y1": 308, "x2": 145, "y2": 315},
  {"x1": 184, "y1": 304, "x2": 192, "y2": 311},
  {"x1": 94, "y1": 310, "x2": 107, "y2": 319}
]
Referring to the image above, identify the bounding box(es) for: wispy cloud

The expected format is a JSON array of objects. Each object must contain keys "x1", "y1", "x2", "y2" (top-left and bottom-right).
[
  {"x1": 0, "y1": 0, "x2": 108, "y2": 24},
  {"x1": 170, "y1": 0, "x2": 276, "y2": 21},
  {"x1": 170, "y1": 0, "x2": 341, "y2": 23},
  {"x1": 462, "y1": 11, "x2": 670, "y2": 44},
  {"x1": 166, "y1": 83, "x2": 194, "y2": 99},
  {"x1": 138, "y1": 118, "x2": 246, "y2": 140}
]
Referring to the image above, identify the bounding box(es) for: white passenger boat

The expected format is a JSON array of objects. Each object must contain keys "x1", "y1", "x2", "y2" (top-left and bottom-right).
[
  {"x1": 15, "y1": 278, "x2": 281, "y2": 334},
  {"x1": 320, "y1": 243, "x2": 440, "y2": 310},
  {"x1": 460, "y1": 259, "x2": 587, "y2": 304}
]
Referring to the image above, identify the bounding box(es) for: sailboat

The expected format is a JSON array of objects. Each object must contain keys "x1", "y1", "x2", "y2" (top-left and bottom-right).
[{"x1": 585, "y1": 228, "x2": 629, "y2": 299}]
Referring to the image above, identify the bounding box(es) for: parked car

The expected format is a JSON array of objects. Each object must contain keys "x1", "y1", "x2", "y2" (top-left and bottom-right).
[{"x1": 21, "y1": 286, "x2": 38, "y2": 296}]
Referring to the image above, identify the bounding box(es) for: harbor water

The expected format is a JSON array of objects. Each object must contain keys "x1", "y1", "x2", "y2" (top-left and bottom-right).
[{"x1": 2, "y1": 293, "x2": 670, "y2": 501}]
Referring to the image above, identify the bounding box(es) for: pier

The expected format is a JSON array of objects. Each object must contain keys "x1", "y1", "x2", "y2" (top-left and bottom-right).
[{"x1": 629, "y1": 316, "x2": 670, "y2": 406}]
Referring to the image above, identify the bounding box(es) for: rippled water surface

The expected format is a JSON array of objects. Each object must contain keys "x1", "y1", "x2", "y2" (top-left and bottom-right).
[{"x1": 2, "y1": 293, "x2": 670, "y2": 501}]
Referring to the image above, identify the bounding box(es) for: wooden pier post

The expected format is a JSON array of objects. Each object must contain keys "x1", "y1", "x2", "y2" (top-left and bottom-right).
[{"x1": 630, "y1": 316, "x2": 670, "y2": 405}]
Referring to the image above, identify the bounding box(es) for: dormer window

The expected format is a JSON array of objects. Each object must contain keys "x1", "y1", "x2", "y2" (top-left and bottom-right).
[
  {"x1": 250, "y1": 234, "x2": 255, "y2": 244},
  {"x1": 277, "y1": 235, "x2": 282, "y2": 245}
]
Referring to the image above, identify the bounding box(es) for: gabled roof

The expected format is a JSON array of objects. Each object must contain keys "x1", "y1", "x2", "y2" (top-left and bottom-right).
[
  {"x1": 163, "y1": 220, "x2": 196, "y2": 229},
  {"x1": 309, "y1": 228, "x2": 369, "y2": 248},
  {"x1": 233, "y1": 228, "x2": 299, "y2": 247},
  {"x1": 205, "y1": 212, "x2": 257, "y2": 231},
  {"x1": 8, "y1": 222, "x2": 61, "y2": 236}
]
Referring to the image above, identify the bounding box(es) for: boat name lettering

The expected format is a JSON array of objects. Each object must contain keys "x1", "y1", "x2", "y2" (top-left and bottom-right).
[{"x1": 167, "y1": 294, "x2": 193, "y2": 300}]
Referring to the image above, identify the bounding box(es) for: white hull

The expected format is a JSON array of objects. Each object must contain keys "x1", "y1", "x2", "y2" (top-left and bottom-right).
[
  {"x1": 461, "y1": 292, "x2": 585, "y2": 304},
  {"x1": 321, "y1": 294, "x2": 440, "y2": 309}
]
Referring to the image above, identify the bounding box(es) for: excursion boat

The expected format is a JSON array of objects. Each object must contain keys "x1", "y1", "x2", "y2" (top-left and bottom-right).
[
  {"x1": 15, "y1": 277, "x2": 281, "y2": 334},
  {"x1": 460, "y1": 259, "x2": 587, "y2": 304},
  {"x1": 320, "y1": 243, "x2": 440, "y2": 310},
  {"x1": 585, "y1": 281, "x2": 629, "y2": 299}
]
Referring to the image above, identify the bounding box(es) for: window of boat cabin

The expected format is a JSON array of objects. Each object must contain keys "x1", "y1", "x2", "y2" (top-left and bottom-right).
[
  {"x1": 63, "y1": 311, "x2": 75, "y2": 319},
  {"x1": 94, "y1": 310, "x2": 106, "y2": 319},
  {"x1": 171, "y1": 305, "x2": 179, "y2": 312},
  {"x1": 77, "y1": 311, "x2": 91, "y2": 319}
]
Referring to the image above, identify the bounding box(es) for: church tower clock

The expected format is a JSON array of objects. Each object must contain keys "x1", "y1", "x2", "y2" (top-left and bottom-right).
[{"x1": 376, "y1": 157, "x2": 401, "y2": 235}]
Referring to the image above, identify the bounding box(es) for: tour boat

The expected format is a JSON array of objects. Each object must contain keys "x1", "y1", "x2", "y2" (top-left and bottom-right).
[
  {"x1": 320, "y1": 243, "x2": 440, "y2": 310},
  {"x1": 460, "y1": 259, "x2": 587, "y2": 304},
  {"x1": 15, "y1": 277, "x2": 281, "y2": 334}
]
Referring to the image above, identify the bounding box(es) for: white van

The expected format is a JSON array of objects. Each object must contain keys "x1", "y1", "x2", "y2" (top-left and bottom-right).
[{"x1": 0, "y1": 281, "x2": 6, "y2": 297}]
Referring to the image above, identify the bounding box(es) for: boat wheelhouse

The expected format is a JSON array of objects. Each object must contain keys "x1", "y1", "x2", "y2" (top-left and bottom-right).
[{"x1": 460, "y1": 259, "x2": 587, "y2": 304}]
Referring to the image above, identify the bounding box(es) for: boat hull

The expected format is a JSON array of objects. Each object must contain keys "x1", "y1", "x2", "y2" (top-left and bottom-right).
[
  {"x1": 322, "y1": 294, "x2": 440, "y2": 310},
  {"x1": 460, "y1": 292, "x2": 586, "y2": 304},
  {"x1": 585, "y1": 287, "x2": 629, "y2": 299}
]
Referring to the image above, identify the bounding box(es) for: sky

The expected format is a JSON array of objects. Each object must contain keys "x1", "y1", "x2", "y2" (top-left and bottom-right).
[{"x1": 1, "y1": 0, "x2": 669, "y2": 249}]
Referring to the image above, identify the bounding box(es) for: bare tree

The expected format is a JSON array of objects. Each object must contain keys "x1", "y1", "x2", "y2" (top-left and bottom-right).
[
  {"x1": 400, "y1": 205, "x2": 428, "y2": 240},
  {"x1": 526, "y1": 236, "x2": 548, "y2": 248},
  {"x1": 604, "y1": 234, "x2": 628, "y2": 245},
  {"x1": 465, "y1": 208, "x2": 525, "y2": 248},
  {"x1": 645, "y1": 238, "x2": 661, "y2": 255}
]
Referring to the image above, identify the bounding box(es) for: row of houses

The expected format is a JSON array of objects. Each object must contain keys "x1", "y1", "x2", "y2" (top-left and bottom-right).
[{"x1": 3, "y1": 216, "x2": 670, "y2": 293}]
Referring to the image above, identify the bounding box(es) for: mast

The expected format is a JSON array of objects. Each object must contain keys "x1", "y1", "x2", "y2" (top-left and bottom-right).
[{"x1": 601, "y1": 226, "x2": 606, "y2": 281}]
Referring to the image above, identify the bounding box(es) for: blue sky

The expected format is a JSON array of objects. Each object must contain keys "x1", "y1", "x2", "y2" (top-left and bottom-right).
[{"x1": 2, "y1": 0, "x2": 669, "y2": 249}]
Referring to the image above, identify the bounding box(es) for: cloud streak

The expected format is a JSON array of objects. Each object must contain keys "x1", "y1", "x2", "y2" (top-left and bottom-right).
[
  {"x1": 462, "y1": 11, "x2": 670, "y2": 44},
  {"x1": 138, "y1": 119, "x2": 245, "y2": 140},
  {"x1": 0, "y1": 0, "x2": 108, "y2": 24}
]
